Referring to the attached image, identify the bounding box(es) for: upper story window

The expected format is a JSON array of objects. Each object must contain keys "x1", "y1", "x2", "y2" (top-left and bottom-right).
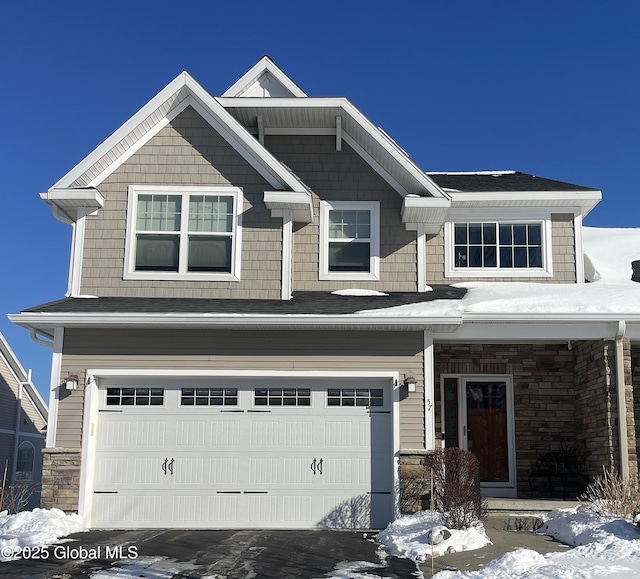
[
  {"x1": 319, "y1": 201, "x2": 380, "y2": 280},
  {"x1": 445, "y1": 219, "x2": 552, "y2": 278},
  {"x1": 124, "y1": 186, "x2": 243, "y2": 281}
]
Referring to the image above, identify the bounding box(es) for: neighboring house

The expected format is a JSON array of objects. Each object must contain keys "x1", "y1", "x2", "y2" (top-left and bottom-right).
[
  {"x1": 9, "y1": 57, "x2": 640, "y2": 530},
  {"x1": 0, "y1": 332, "x2": 47, "y2": 510}
]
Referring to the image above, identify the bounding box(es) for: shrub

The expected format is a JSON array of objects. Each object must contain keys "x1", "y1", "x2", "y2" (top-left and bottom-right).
[
  {"x1": 579, "y1": 467, "x2": 640, "y2": 519},
  {"x1": 1, "y1": 482, "x2": 39, "y2": 514},
  {"x1": 424, "y1": 448, "x2": 488, "y2": 529}
]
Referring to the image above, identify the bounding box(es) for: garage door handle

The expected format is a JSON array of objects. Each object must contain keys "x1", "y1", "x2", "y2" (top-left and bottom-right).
[
  {"x1": 168, "y1": 458, "x2": 174, "y2": 476},
  {"x1": 310, "y1": 458, "x2": 316, "y2": 475},
  {"x1": 317, "y1": 458, "x2": 323, "y2": 475},
  {"x1": 162, "y1": 458, "x2": 168, "y2": 475}
]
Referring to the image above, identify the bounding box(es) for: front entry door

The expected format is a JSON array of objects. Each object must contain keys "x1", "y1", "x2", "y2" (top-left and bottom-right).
[{"x1": 442, "y1": 376, "x2": 516, "y2": 496}]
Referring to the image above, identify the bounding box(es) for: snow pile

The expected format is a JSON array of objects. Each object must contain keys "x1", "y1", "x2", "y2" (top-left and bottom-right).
[
  {"x1": 583, "y1": 227, "x2": 640, "y2": 284},
  {"x1": 432, "y1": 506, "x2": 640, "y2": 578},
  {"x1": 331, "y1": 289, "x2": 389, "y2": 296},
  {"x1": 0, "y1": 508, "x2": 86, "y2": 558},
  {"x1": 377, "y1": 511, "x2": 490, "y2": 562}
]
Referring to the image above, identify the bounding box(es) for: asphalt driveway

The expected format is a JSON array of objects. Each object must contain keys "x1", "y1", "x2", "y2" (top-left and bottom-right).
[{"x1": 0, "y1": 529, "x2": 420, "y2": 578}]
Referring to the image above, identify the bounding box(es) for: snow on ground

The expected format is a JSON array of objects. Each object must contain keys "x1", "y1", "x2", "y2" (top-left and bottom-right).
[
  {"x1": 0, "y1": 508, "x2": 86, "y2": 559},
  {"x1": 377, "y1": 511, "x2": 490, "y2": 561},
  {"x1": 379, "y1": 506, "x2": 640, "y2": 578}
]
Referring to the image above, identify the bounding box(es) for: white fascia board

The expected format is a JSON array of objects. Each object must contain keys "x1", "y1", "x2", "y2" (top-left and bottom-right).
[
  {"x1": 264, "y1": 190, "x2": 313, "y2": 223},
  {"x1": 8, "y1": 312, "x2": 461, "y2": 332},
  {"x1": 0, "y1": 332, "x2": 29, "y2": 383},
  {"x1": 441, "y1": 319, "x2": 638, "y2": 341},
  {"x1": 218, "y1": 97, "x2": 448, "y2": 199},
  {"x1": 222, "y1": 56, "x2": 308, "y2": 98},
  {"x1": 40, "y1": 189, "x2": 105, "y2": 223},
  {"x1": 449, "y1": 190, "x2": 602, "y2": 215},
  {"x1": 50, "y1": 73, "x2": 191, "y2": 190},
  {"x1": 402, "y1": 196, "x2": 451, "y2": 227}
]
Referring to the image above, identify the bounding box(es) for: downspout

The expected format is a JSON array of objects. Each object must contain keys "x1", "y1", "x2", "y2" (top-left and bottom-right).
[{"x1": 615, "y1": 320, "x2": 629, "y2": 480}]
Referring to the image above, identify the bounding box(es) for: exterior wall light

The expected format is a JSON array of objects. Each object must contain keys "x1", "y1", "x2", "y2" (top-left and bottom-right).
[{"x1": 65, "y1": 374, "x2": 79, "y2": 390}]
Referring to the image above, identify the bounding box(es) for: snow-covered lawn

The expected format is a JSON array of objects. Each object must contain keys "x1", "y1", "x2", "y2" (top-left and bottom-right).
[
  {"x1": 378, "y1": 505, "x2": 640, "y2": 578},
  {"x1": 0, "y1": 508, "x2": 86, "y2": 559}
]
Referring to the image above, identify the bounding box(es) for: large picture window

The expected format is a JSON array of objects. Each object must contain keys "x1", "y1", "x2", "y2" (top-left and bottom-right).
[
  {"x1": 125, "y1": 186, "x2": 243, "y2": 281},
  {"x1": 319, "y1": 201, "x2": 380, "y2": 280},
  {"x1": 445, "y1": 219, "x2": 552, "y2": 278}
]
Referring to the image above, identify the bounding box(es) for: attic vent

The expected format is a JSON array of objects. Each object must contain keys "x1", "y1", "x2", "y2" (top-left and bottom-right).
[{"x1": 632, "y1": 260, "x2": 640, "y2": 283}]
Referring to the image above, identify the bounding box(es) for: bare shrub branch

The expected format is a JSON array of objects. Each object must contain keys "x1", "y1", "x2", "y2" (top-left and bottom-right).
[
  {"x1": 579, "y1": 467, "x2": 640, "y2": 519},
  {"x1": 1, "y1": 482, "x2": 39, "y2": 514},
  {"x1": 424, "y1": 448, "x2": 488, "y2": 529}
]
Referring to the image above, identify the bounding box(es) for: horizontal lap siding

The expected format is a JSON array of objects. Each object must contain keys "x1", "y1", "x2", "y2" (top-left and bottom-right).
[
  {"x1": 81, "y1": 106, "x2": 281, "y2": 299},
  {"x1": 265, "y1": 135, "x2": 417, "y2": 292},
  {"x1": 59, "y1": 329, "x2": 425, "y2": 449},
  {"x1": 0, "y1": 359, "x2": 19, "y2": 430}
]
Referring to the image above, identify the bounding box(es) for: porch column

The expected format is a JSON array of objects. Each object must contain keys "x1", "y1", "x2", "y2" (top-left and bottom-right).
[{"x1": 424, "y1": 330, "x2": 435, "y2": 450}]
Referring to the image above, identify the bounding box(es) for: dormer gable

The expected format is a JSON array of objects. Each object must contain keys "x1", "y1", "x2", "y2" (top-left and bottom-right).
[{"x1": 222, "y1": 56, "x2": 307, "y2": 98}]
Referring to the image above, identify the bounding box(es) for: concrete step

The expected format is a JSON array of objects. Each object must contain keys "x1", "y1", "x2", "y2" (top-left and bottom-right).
[{"x1": 485, "y1": 498, "x2": 582, "y2": 532}]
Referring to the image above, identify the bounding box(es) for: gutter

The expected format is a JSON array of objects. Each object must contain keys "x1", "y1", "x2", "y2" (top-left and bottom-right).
[{"x1": 615, "y1": 320, "x2": 629, "y2": 480}]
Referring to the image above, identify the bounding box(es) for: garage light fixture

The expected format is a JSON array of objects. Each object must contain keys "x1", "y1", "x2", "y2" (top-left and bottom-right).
[
  {"x1": 404, "y1": 375, "x2": 417, "y2": 393},
  {"x1": 65, "y1": 374, "x2": 79, "y2": 391}
]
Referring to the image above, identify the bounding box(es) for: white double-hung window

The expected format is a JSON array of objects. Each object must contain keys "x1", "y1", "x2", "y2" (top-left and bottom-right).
[
  {"x1": 125, "y1": 185, "x2": 243, "y2": 280},
  {"x1": 319, "y1": 201, "x2": 380, "y2": 280}
]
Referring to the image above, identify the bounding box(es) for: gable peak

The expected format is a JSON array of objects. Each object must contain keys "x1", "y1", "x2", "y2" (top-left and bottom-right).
[{"x1": 222, "y1": 56, "x2": 307, "y2": 98}]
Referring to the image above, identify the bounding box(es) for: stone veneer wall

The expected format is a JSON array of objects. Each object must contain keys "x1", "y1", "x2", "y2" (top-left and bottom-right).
[
  {"x1": 433, "y1": 343, "x2": 576, "y2": 498},
  {"x1": 634, "y1": 344, "x2": 640, "y2": 464},
  {"x1": 570, "y1": 339, "x2": 637, "y2": 482},
  {"x1": 40, "y1": 448, "x2": 81, "y2": 512}
]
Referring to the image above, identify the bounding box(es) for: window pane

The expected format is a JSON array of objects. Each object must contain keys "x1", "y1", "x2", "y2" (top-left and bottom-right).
[
  {"x1": 483, "y1": 246, "x2": 497, "y2": 267},
  {"x1": 529, "y1": 246, "x2": 542, "y2": 267},
  {"x1": 500, "y1": 247, "x2": 513, "y2": 267},
  {"x1": 188, "y1": 196, "x2": 233, "y2": 233},
  {"x1": 483, "y1": 224, "x2": 496, "y2": 244},
  {"x1": 499, "y1": 224, "x2": 512, "y2": 245},
  {"x1": 454, "y1": 224, "x2": 467, "y2": 244},
  {"x1": 188, "y1": 236, "x2": 232, "y2": 272},
  {"x1": 468, "y1": 224, "x2": 482, "y2": 244},
  {"x1": 329, "y1": 242, "x2": 370, "y2": 271},
  {"x1": 136, "y1": 234, "x2": 179, "y2": 271},
  {"x1": 513, "y1": 225, "x2": 527, "y2": 245},
  {"x1": 329, "y1": 210, "x2": 370, "y2": 239},
  {"x1": 455, "y1": 246, "x2": 468, "y2": 267},
  {"x1": 469, "y1": 246, "x2": 482, "y2": 267},
  {"x1": 514, "y1": 247, "x2": 528, "y2": 267},
  {"x1": 528, "y1": 224, "x2": 542, "y2": 245},
  {"x1": 137, "y1": 195, "x2": 181, "y2": 232}
]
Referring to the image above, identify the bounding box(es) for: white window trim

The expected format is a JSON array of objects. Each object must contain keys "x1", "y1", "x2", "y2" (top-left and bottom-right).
[
  {"x1": 444, "y1": 216, "x2": 553, "y2": 278},
  {"x1": 319, "y1": 200, "x2": 380, "y2": 281},
  {"x1": 124, "y1": 185, "x2": 243, "y2": 281}
]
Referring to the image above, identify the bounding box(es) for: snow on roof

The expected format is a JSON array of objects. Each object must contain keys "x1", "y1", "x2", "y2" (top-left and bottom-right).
[
  {"x1": 583, "y1": 227, "x2": 640, "y2": 284},
  {"x1": 361, "y1": 227, "x2": 640, "y2": 319}
]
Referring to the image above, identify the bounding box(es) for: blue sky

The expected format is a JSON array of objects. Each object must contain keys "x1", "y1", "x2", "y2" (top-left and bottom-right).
[{"x1": 1, "y1": 1, "x2": 638, "y2": 397}]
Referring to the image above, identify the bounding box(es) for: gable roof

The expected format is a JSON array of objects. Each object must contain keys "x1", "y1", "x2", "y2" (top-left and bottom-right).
[
  {"x1": 222, "y1": 56, "x2": 307, "y2": 98},
  {"x1": 0, "y1": 332, "x2": 48, "y2": 423},
  {"x1": 49, "y1": 71, "x2": 311, "y2": 195}
]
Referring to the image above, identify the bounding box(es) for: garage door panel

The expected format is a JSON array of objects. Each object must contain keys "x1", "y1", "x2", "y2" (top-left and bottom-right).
[
  {"x1": 209, "y1": 457, "x2": 240, "y2": 484},
  {"x1": 176, "y1": 421, "x2": 206, "y2": 446},
  {"x1": 91, "y1": 380, "x2": 394, "y2": 530}
]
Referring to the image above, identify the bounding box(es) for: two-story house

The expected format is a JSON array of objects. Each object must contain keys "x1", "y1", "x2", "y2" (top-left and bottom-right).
[
  {"x1": 10, "y1": 57, "x2": 640, "y2": 530},
  {"x1": 0, "y1": 332, "x2": 47, "y2": 510}
]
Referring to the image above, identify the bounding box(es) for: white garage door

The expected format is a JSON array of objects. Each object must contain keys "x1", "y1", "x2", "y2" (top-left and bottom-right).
[{"x1": 90, "y1": 378, "x2": 394, "y2": 530}]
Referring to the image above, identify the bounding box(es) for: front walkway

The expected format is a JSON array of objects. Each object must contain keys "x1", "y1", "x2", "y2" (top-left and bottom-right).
[{"x1": 420, "y1": 498, "x2": 580, "y2": 577}]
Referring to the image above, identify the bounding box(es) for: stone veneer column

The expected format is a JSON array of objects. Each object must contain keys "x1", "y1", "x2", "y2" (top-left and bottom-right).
[
  {"x1": 40, "y1": 448, "x2": 81, "y2": 512},
  {"x1": 572, "y1": 339, "x2": 638, "y2": 480}
]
